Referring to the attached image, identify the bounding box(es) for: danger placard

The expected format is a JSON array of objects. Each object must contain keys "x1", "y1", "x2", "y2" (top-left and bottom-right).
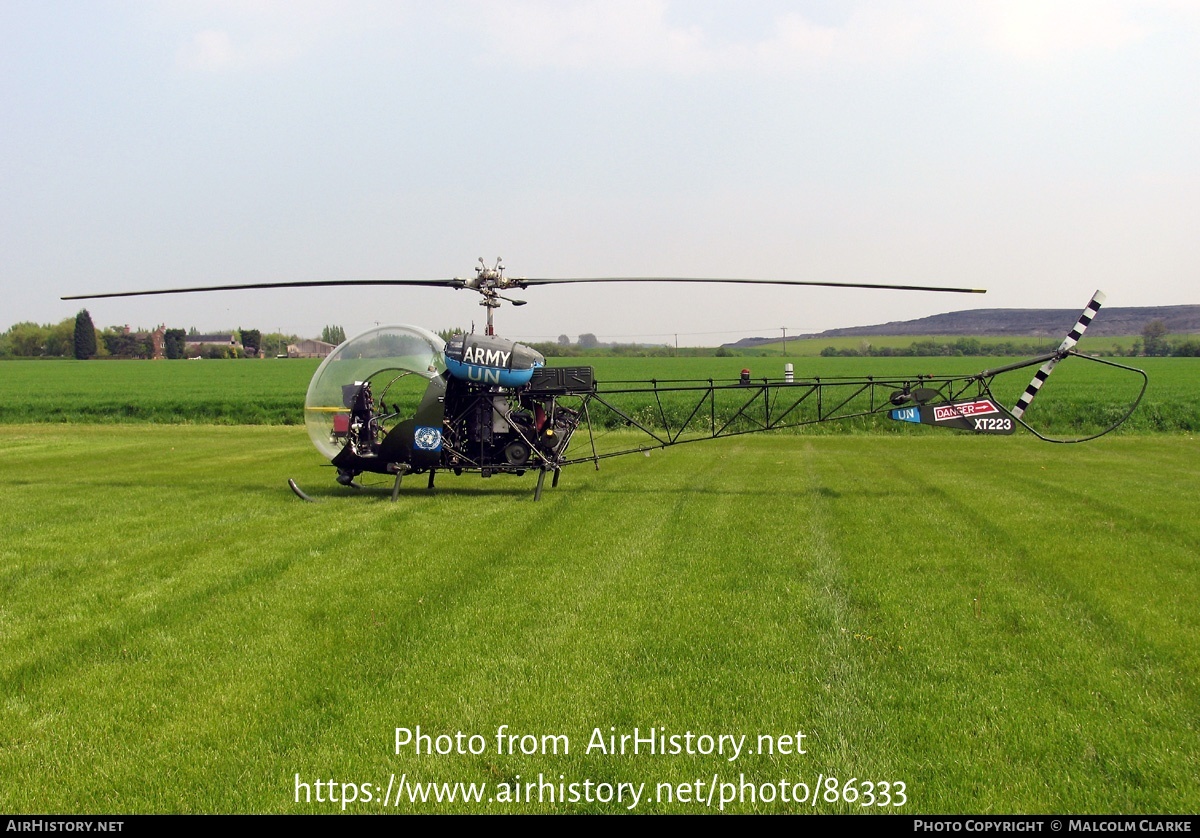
[{"x1": 933, "y1": 400, "x2": 999, "y2": 422}]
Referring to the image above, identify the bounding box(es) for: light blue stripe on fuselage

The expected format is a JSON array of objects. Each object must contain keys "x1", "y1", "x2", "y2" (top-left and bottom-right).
[{"x1": 445, "y1": 356, "x2": 540, "y2": 387}]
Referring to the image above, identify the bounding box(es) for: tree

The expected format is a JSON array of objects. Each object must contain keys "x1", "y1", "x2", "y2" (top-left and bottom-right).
[
  {"x1": 164, "y1": 329, "x2": 186, "y2": 359},
  {"x1": 101, "y1": 328, "x2": 151, "y2": 358},
  {"x1": 43, "y1": 318, "x2": 75, "y2": 357},
  {"x1": 240, "y1": 328, "x2": 261, "y2": 357},
  {"x1": 7, "y1": 322, "x2": 48, "y2": 356},
  {"x1": 557, "y1": 334, "x2": 570, "y2": 346},
  {"x1": 73, "y1": 310, "x2": 97, "y2": 359},
  {"x1": 1142, "y1": 320, "x2": 1169, "y2": 357},
  {"x1": 578, "y1": 333, "x2": 599, "y2": 350},
  {"x1": 321, "y1": 325, "x2": 346, "y2": 345},
  {"x1": 260, "y1": 332, "x2": 296, "y2": 357},
  {"x1": 1172, "y1": 339, "x2": 1200, "y2": 357},
  {"x1": 955, "y1": 337, "x2": 981, "y2": 356}
]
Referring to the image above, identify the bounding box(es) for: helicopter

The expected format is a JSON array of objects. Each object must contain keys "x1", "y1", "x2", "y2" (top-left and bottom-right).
[{"x1": 64, "y1": 258, "x2": 1146, "y2": 501}]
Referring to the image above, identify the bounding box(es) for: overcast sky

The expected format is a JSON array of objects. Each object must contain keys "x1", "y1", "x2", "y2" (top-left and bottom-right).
[{"x1": 3, "y1": 1, "x2": 1197, "y2": 344}]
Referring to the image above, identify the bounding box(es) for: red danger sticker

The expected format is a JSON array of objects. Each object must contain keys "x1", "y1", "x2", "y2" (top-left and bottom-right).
[{"x1": 933, "y1": 399, "x2": 999, "y2": 422}]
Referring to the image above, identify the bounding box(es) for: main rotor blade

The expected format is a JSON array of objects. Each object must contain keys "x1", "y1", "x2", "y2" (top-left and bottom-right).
[
  {"x1": 62, "y1": 278, "x2": 463, "y2": 300},
  {"x1": 516, "y1": 277, "x2": 986, "y2": 294},
  {"x1": 62, "y1": 274, "x2": 987, "y2": 301}
]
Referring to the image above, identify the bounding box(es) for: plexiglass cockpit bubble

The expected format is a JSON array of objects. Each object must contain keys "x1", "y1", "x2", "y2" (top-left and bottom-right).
[{"x1": 304, "y1": 324, "x2": 446, "y2": 460}]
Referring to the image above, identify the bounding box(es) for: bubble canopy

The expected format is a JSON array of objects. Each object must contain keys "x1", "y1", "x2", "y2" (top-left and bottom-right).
[{"x1": 304, "y1": 324, "x2": 446, "y2": 460}]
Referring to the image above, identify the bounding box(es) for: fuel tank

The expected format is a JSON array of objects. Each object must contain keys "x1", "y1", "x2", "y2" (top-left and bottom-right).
[{"x1": 444, "y1": 333, "x2": 545, "y2": 387}]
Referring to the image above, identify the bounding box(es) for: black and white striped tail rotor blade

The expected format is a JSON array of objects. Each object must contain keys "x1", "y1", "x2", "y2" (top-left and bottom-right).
[{"x1": 1011, "y1": 290, "x2": 1105, "y2": 420}]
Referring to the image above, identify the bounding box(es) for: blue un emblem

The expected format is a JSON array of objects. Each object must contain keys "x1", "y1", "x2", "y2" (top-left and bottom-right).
[{"x1": 414, "y1": 426, "x2": 443, "y2": 451}]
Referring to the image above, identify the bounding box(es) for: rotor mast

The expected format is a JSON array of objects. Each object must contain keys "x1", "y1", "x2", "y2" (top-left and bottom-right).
[{"x1": 459, "y1": 257, "x2": 526, "y2": 336}]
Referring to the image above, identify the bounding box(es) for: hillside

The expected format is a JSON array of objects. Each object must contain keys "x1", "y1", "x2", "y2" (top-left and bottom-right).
[{"x1": 727, "y1": 304, "x2": 1200, "y2": 348}]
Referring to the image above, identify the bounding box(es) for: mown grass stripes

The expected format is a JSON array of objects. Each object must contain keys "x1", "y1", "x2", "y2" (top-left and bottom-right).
[{"x1": 1, "y1": 426, "x2": 1196, "y2": 812}]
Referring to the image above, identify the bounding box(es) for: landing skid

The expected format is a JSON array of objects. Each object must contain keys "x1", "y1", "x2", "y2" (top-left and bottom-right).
[
  {"x1": 390, "y1": 465, "x2": 409, "y2": 501},
  {"x1": 388, "y1": 465, "x2": 437, "y2": 501},
  {"x1": 288, "y1": 478, "x2": 319, "y2": 503},
  {"x1": 303, "y1": 464, "x2": 561, "y2": 502},
  {"x1": 533, "y1": 467, "x2": 562, "y2": 501}
]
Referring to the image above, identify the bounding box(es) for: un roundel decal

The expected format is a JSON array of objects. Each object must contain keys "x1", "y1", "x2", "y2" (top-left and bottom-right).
[{"x1": 414, "y1": 426, "x2": 443, "y2": 452}]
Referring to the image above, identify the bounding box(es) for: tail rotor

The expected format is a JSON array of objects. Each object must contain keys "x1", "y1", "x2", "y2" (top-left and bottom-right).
[
  {"x1": 991, "y1": 290, "x2": 1146, "y2": 443},
  {"x1": 1011, "y1": 290, "x2": 1105, "y2": 420}
]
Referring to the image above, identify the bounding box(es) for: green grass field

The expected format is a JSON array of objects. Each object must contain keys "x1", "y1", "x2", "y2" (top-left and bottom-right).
[{"x1": 2, "y1": 422, "x2": 1198, "y2": 813}]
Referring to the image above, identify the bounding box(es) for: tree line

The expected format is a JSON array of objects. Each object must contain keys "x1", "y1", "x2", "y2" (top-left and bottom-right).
[
  {"x1": 820, "y1": 321, "x2": 1200, "y2": 358},
  {"x1": 5, "y1": 314, "x2": 1199, "y2": 359},
  {"x1": 0, "y1": 311, "x2": 301, "y2": 359}
]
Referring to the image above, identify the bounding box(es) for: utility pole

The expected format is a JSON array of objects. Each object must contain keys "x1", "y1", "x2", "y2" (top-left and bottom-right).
[{"x1": 781, "y1": 327, "x2": 787, "y2": 356}]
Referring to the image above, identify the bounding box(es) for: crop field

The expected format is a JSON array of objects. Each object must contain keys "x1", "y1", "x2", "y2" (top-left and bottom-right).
[
  {"x1": 0, "y1": 354, "x2": 1193, "y2": 433},
  {"x1": 0, "y1": 358, "x2": 319, "y2": 424},
  {"x1": 1, "y1": 357, "x2": 1198, "y2": 814}
]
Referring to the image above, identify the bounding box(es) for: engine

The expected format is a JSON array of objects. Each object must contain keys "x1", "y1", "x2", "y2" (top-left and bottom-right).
[{"x1": 442, "y1": 381, "x2": 580, "y2": 475}]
